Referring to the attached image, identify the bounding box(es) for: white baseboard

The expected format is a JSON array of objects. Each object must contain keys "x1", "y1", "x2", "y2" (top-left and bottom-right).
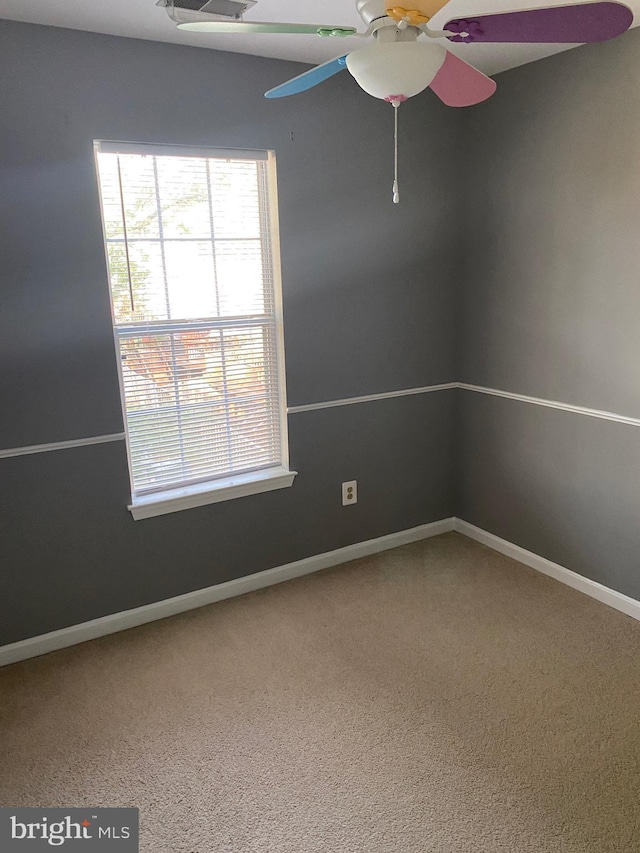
[
  {"x1": 0, "y1": 517, "x2": 454, "y2": 668},
  {"x1": 454, "y1": 518, "x2": 640, "y2": 622},
  {"x1": 4, "y1": 516, "x2": 639, "y2": 668}
]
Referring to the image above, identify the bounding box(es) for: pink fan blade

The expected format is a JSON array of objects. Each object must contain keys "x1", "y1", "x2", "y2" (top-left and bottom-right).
[
  {"x1": 445, "y1": 2, "x2": 633, "y2": 44},
  {"x1": 429, "y1": 52, "x2": 497, "y2": 107}
]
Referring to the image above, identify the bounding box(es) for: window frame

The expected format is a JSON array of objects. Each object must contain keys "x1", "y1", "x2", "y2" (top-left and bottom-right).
[{"x1": 94, "y1": 140, "x2": 295, "y2": 520}]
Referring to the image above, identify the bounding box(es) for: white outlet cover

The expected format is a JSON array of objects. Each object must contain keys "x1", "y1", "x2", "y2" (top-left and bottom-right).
[{"x1": 342, "y1": 480, "x2": 357, "y2": 506}]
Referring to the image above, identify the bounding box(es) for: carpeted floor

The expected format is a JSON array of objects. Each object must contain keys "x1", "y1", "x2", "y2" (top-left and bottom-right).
[{"x1": 1, "y1": 532, "x2": 640, "y2": 852}]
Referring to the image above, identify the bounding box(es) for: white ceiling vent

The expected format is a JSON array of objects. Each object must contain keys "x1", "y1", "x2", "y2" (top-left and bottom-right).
[{"x1": 166, "y1": 0, "x2": 257, "y2": 18}]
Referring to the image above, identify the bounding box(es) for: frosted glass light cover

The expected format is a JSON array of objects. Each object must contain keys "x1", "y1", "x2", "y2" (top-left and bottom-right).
[{"x1": 346, "y1": 41, "x2": 447, "y2": 100}]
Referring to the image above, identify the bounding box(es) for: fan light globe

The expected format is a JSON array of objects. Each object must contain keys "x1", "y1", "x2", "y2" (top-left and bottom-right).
[{"x1": 346, "y1": 41, "x2": 447, "y2": 100}]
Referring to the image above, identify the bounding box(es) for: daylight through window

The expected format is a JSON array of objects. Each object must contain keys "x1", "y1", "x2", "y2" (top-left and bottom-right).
[{"x1": 95, "y1": 142, "x2": 290, "y2": 514}]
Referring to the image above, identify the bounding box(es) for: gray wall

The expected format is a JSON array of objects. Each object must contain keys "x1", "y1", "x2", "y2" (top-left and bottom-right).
[
  {"x1": 0, "y1": 21, "x2": 457, "y2": 646},
  {"x1": 457, "y1": 27, "x2": 640, "y2": 600},
  {"x1": 3, "y1": 17, "x2": 639, "y2": 647}
]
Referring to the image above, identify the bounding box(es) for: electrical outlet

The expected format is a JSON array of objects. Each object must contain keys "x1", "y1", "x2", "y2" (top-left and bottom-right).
[{"x1": 342, "y1": 480, "x2": 357, "y2": 506}]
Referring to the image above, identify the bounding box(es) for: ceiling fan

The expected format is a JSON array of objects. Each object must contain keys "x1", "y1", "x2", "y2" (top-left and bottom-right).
[
  {"x1": 163, "y1": 0, "x2": 633, "y2": 104},
  {"x1": 161, "y1": 0, "x2": 633, "y2": 200}
]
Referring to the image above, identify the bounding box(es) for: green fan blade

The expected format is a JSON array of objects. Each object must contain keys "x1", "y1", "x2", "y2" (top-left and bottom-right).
[{"x1": 177, "y1": 21, "x2": 357, "y2": 36}]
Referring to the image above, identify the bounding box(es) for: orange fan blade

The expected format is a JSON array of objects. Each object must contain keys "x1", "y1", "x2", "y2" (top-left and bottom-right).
[{"x1": 385, "y1": 0, "x2": 452, "y2": 24}]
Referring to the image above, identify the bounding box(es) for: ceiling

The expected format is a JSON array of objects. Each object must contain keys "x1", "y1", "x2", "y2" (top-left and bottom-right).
[{"x1": 0, "y1": 0, "x2": 636, "y2": 76}]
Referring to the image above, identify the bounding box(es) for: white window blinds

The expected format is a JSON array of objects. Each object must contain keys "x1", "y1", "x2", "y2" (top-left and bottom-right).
[{"x1": 95, "y1": 142, "x2": 288, "y2": 499}]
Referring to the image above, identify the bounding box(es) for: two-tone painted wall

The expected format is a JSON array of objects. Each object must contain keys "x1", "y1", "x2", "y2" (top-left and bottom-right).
[
  {"x1": 0, "y1": 20, "x2": 458, "y2": 646},
  {"x1": 457, "y1": 26, "x2": 640, "y2": 601},
  {"x1": 3, "y1": 17, "x2": 640, "y2": 650}
]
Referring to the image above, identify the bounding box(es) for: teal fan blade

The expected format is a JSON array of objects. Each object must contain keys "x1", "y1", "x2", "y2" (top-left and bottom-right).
[
  {"x1": 177, "y1": 21, "x2": 356, "y2": 36},
  {"x1": 163, "y1": 1, "x2": 358, "y2": 37}
]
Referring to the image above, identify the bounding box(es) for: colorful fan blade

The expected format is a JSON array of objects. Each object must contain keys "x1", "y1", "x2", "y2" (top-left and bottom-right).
[
  {"x1": 421, "y1": 0, "x2": 454, "y2": 18},
  {"x1": 387, "y1": 0, "x2": 454, "y2": 20},
  {"x1": 166, "y1": 2, "x2": 358, "y2": 35},
  {"x1": 429, "y1": 51, "x2": 496, "y2": 107},
  {"x1": 265, "y1": 56, "x2": 348, "y2": 98},
  {"x1": 444, "y1": 2, "x2": 633, "y2": 44},
  {"x1": 178, "y1": 21, "x2": 357, "y2": 35}
]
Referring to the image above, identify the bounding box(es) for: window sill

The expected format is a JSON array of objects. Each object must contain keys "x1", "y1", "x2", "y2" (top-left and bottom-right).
[{"x1": 129, "y1": 467, "x2": 298, "y2": 520}]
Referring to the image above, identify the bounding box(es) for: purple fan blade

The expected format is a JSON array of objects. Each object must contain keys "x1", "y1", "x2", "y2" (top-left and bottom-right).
[{"x1": 445, "y1": 2, "x2": 633, "y2": 44}]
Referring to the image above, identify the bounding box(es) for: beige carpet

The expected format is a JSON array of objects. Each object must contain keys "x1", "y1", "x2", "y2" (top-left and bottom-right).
[{"x1": 1, "y1": 532, "x2": 640, "y2": 852}]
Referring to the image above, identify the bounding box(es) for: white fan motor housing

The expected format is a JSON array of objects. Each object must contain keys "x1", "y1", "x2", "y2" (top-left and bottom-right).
[
  {"x1": 356, "y1": 0, "x2": 394, "y2": 26},
  {"x1": 346, "y1": 41, "x2": 447, "y2": 100}
]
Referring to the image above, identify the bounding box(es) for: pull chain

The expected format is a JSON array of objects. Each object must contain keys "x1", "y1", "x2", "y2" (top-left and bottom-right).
[
  {"x1": 385, "y1": 96, "x2": 407, "y2": 203},
  {"x1": 392, "y1": 99, "x2": 400, "y2": 204}
]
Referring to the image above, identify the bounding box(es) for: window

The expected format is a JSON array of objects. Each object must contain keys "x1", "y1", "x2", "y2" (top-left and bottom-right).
[{"x1": 95, "y1": 141, "x2": 294, "y2": 519}]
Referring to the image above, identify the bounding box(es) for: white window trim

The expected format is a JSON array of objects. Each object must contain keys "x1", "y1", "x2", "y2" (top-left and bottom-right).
[
  {"x1": 129, "y1": 466, "x2": 297, "y2": 520},
  {"x1": 95, "y1": 140, "x2": 296, "y2": 518}
]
